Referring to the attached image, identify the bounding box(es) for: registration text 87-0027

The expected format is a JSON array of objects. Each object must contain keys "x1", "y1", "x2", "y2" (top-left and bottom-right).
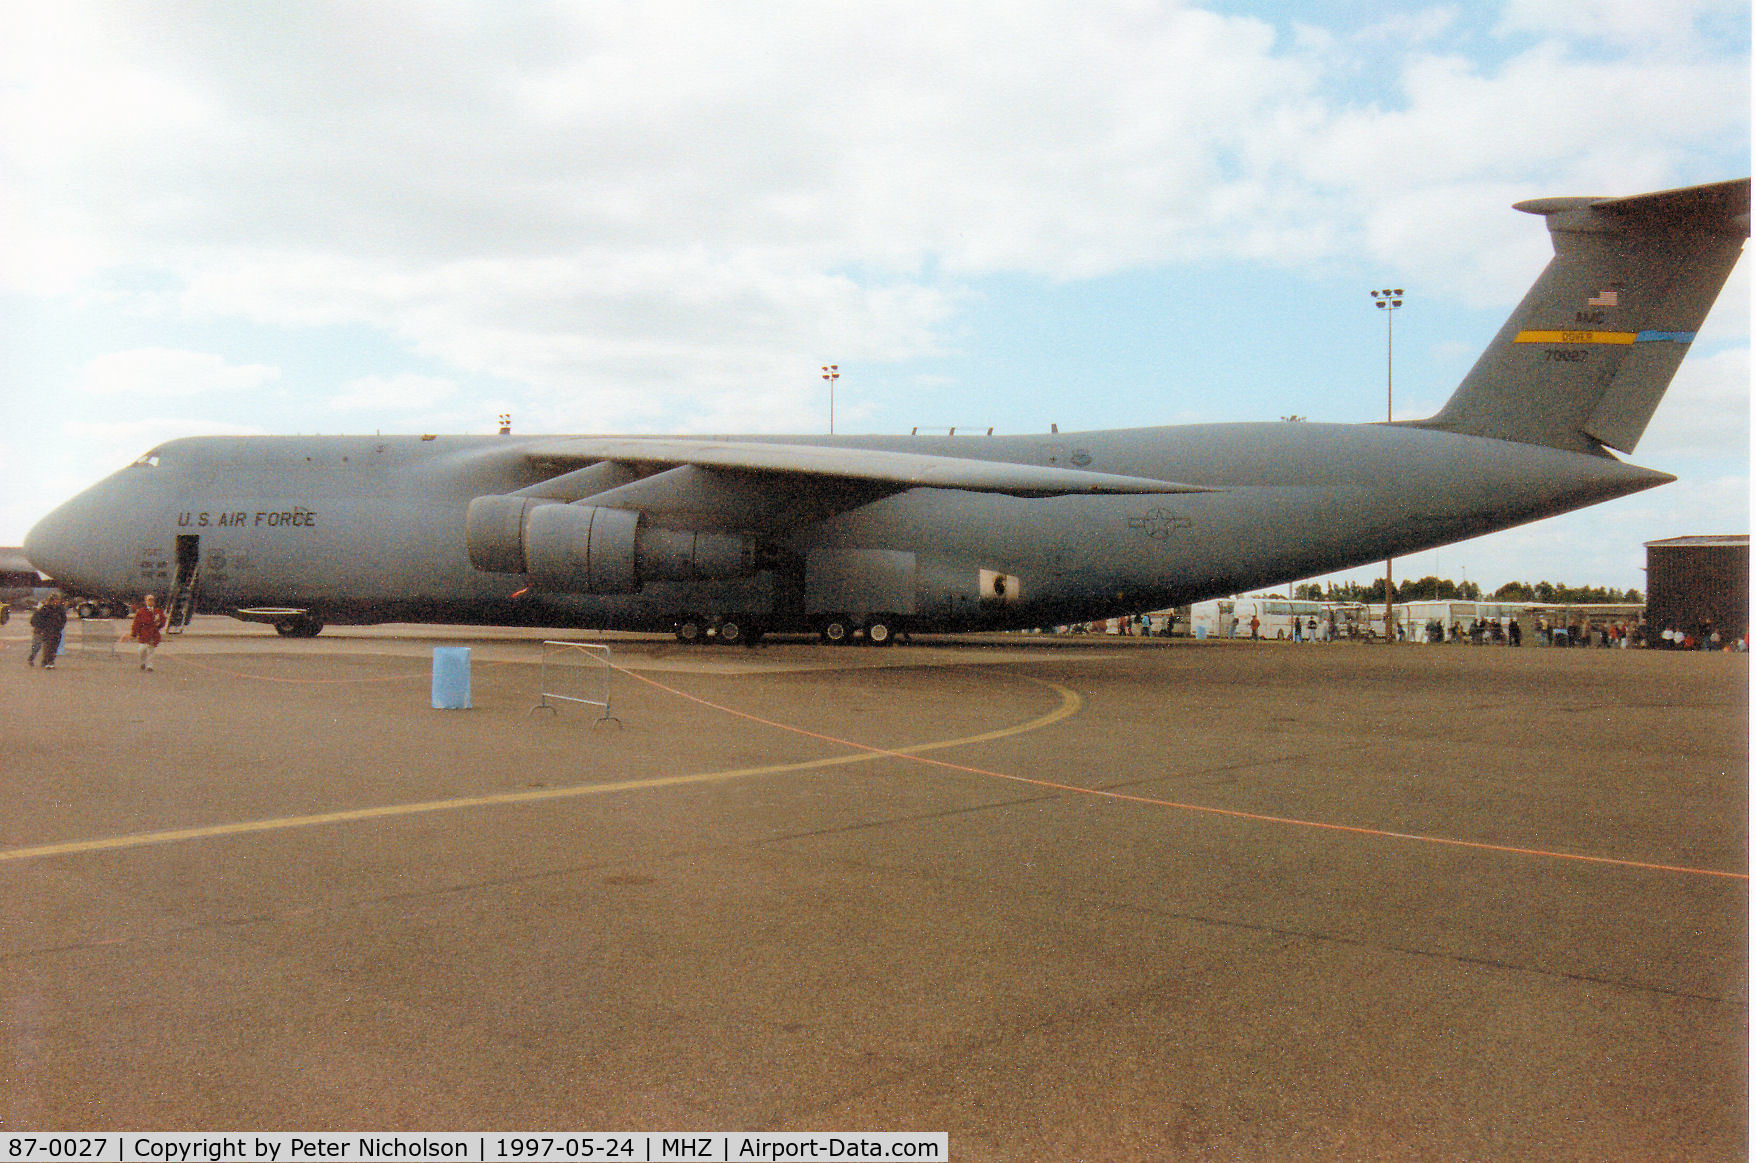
[{"x1": 7, "y1": 1141, "x2": 117, "y2": 1160}]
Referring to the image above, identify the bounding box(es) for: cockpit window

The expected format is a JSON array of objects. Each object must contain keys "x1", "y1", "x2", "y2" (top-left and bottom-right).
[{"x1": 128, "y1": 449, "x2": 162, "y2": 468}]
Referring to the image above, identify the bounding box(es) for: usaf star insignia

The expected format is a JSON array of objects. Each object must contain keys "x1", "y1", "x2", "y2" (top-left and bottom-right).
[{"x1": 1129, "y1": 508, "x2": 1193, "y2": 541}]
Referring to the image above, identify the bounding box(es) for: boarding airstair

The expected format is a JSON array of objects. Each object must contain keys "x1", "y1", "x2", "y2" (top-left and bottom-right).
[{"x1": 165, "y1": 562, "x2": 200, "y2": 633}]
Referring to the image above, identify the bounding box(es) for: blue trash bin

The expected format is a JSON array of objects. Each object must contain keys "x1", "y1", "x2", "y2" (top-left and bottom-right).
[{"x1": 432, "y1": 646, "x2": 472, "y2": 709}]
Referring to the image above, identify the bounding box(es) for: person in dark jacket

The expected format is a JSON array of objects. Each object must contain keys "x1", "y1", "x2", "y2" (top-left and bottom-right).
[{"x1": 28, "y1": 592, "x2": 68, "y2": 669}]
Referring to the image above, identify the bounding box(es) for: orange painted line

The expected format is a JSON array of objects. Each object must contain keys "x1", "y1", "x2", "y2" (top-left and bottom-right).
[{"x1": 617, "y1": 666, "x2": 1747, "y2": 883}]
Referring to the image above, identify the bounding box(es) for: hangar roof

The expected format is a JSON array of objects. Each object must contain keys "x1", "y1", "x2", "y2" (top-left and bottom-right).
[{"x1": 1644, "y1": 534, "x2": 1749, "y2": 549}]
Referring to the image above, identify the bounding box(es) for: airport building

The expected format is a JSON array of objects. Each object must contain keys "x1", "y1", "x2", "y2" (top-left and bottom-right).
[{"x1": 1644, "y1": 535, "x2": 1749, "y2": 640}]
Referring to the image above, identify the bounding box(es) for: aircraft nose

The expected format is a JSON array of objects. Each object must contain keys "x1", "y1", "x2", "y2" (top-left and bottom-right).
[
  {"x1": 23, "y1": 491, "x2": 124, "y2": 596},
  {"x1": 23, "y1": 502, "x2": 82, "y2": 586}
]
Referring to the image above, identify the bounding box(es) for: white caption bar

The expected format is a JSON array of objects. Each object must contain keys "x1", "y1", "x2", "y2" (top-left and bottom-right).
[{"x1": 3, "y1": 1134, "x2": 949, "y2": 1162}]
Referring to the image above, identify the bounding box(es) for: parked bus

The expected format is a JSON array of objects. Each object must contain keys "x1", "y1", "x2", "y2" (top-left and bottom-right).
[
  {"x1": 1190, "y1": 597, "x2": 1334, "y2": 640},
  {"x1": 1394, "y1": 600, "x2": 1535, "y2": 642}
]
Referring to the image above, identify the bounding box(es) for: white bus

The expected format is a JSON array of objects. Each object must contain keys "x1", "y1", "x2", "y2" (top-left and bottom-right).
[
  {"x1": 1190, "y1": 597, "x2": 1335, "y2": 640},
  {"x1": 1395, "y1": 601, "x2": 1530, "y2": 643}
]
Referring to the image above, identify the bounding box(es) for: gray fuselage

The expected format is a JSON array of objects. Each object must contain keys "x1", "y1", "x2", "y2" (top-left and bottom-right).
[{"x1": 23, "y1": 423, "x2": 1670, "y2": 634}]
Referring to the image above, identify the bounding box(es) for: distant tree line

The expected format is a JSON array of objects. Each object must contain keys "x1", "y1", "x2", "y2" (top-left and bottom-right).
[
  {"x1": 1293, "y1": 577, "x2": 1642, "y2": 604},
  {"x1": 1487, "y1": 580, "x2": 1643, "y2": 604}
]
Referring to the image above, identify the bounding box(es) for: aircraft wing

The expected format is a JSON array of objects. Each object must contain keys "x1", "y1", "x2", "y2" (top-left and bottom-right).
[{"x1": 519, "y1": 437, "x2": 1209, "y2": 498}]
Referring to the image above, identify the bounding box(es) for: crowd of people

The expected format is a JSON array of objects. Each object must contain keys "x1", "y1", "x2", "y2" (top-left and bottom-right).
[
  {"x1": 1416, "y1": 614, "x2": 1745, "y2": 651},
  {"x1": 1085, "y1": 609, "x2": 1747, "y2": 651},
  {"x1": 24, "y1": 591, "x2": 168, "y2": 671}
]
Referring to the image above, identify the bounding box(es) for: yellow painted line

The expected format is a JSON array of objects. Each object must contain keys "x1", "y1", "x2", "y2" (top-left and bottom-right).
[
  {"x1": 1512, "y1": 330, "x2": 1637, "y2": 344},
  {"x1": 0, "y1": 679, "x2": 1083, "y2": 865}
]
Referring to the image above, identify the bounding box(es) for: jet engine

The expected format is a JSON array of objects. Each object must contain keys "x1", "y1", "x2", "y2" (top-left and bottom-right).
[{"x1": 466, "y1": 495, "x2": 754, "y2": 595}]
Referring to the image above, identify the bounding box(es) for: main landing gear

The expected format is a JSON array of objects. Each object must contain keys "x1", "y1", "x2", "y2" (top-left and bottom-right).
[
  {"x1": 673, "y1": 616, "x2": 763, "y2": 647},
  {"x1": 670, "y1": 615, "x2": 905, "y2": 646},
  {"x1": 819, "y1": 615, "x2": 899, "y2": 647}
]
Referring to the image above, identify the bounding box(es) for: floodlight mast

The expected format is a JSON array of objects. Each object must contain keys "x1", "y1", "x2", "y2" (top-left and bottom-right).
[
  {"x1": 821, "y1": 364, "x2": 839, "y2": 435},
  {"x1": 1371, "y1": 288, "x2": 1404, "y2": 641}
]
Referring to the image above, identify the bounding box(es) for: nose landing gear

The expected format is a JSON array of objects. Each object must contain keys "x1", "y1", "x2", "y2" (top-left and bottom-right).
[{"x1": 273, "y1": 613, "x2": 325, "y2": 638}]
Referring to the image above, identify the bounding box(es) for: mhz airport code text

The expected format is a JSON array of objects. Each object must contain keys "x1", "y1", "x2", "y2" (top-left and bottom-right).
[{"x1": 3, "y1": 1135, "x2": 947, "y2": 1163}]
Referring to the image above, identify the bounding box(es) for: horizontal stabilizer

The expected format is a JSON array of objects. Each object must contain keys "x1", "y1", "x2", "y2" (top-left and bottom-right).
[{"x1": 1417, "y1": 177, "x2": 1748, "y2": 455}]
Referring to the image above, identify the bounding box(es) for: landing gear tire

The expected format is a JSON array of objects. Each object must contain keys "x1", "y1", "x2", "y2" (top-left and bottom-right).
[
  {"x1": 718, "y1": 620, "x2": 744, "y2": 646},
  {"x1": 866, "y1": 619, "x2": 896, "y2": 647},
  {"x1": 275, "y1": 614, "x2": 324, "y2": 638},
  {"x1": 821, "y1": 617, "x2": 853, "y2": 645},
  {"x1": 676, "y1": 619, "x2": 704, "y2": 645}
]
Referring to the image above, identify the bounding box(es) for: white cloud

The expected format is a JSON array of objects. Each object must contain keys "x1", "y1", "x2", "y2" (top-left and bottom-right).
[
  {"x1": 1294, "y1": 43, "x2": 1747, "y2": 302},
  {"x1": 75, "y1": 348, "x2": 281, "y2": 398},
  {"x1": 6, "y1": 2, "x2": 1746, "y2": 388},
  {"x1": 1637, "y1": 347, "x2": 1751, "y2": 461},
  {"x1": 328, "y1": 373, "x2": 459, "y2": 412},
  {"x1": 1496, "y1": 0, "x2": 1748, "y2": 51},
  {"x1": 1353, "y1": 9, "x2": 1464, "y2": 47}
]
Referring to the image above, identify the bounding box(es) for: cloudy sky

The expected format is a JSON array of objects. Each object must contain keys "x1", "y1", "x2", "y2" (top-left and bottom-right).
[{"x1": 2, "y1": 0, "x2": 1748, "y2": 592}]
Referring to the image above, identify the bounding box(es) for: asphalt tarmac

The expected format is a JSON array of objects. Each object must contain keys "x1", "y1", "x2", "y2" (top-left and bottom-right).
[{"x1": 1, "y1": 617, "x2": 1746, "y2": 1158}]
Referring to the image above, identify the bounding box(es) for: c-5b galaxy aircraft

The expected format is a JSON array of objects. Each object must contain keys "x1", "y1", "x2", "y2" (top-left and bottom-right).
[{"x1": 23, "y1": 178, "x2": 1749, "y2": 644}]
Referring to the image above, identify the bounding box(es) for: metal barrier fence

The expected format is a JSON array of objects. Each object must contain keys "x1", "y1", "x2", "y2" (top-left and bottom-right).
[
  {"x1": 75, "y1": 616, "x2": 124, "y2": 659},
  {"x1": 530, "y1": 640, "x2": 622, "y2": 727}
]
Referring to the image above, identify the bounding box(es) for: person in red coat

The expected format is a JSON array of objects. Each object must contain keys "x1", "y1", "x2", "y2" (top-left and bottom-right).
[{"x1": 129, "y1": 593, "x2": 167, "y2": 671}]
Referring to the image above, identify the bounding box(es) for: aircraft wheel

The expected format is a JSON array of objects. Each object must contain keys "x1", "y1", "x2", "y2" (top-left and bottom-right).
[
  {"x1": 821, "y1": 617, "x2": 853, "y2": 645},
  {"x1": 866, "y1": 619, "x2": 896, "y2": 647},
  {"x1": 276, "y1": 614, "x2": 324, "y2": 638},
  {"x1": 718, "y1": 620, "x2": 743, "y2": 646},
  {"x1": 676, "y1": 619, "x2": 704, "y2": 645}
]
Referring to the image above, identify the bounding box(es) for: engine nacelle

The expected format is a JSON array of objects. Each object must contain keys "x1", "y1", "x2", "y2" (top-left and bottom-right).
[
  {"x1": 465, "y1": 495, "x2": 554, "y2": 574},
  {"x1": 526, "y1": 503, "x2": 641, "y2": 593},
  {"x1": 466, "y1": 495, "x2": 755, "y2": 595}
]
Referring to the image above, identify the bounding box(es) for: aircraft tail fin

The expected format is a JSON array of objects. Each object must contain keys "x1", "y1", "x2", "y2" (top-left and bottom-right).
[{"x1": 1416, "y1": 177, "x2": 1748, "y2": 455}]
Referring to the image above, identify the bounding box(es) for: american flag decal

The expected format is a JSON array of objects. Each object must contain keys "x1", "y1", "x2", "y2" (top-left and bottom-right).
[{"x1": 1588, "y1": 290, "x2": 1619, "y2": 307}]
